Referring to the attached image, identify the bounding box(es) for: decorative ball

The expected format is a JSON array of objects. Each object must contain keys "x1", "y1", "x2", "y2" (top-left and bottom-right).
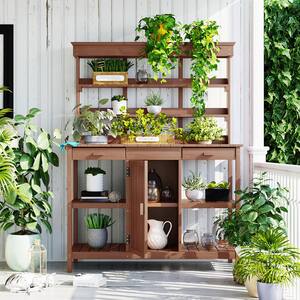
[{"x1": 109, "y1": 191, "x2": 121, "y2": 203}]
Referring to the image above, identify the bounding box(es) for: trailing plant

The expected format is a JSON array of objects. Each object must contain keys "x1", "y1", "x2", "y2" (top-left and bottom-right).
[
  {"x1": 0, "y1": 108, "x2": 59, "y2": 234},
  {"x1": 85, "y1": 213, "x2": 115, "y2": 229},
  {"x1": 145, "y1": 93, "x2": 164, "y2": 106},
  {"x1": 207, "y1": 181, "x2": 229, "y2": 189},
  {"x1": 85, "y1": 167, "x2": 106, "y2": 176},
  {"x1": 237, "y1": 229, "x2": 300, "y2": 285},
  {"x1": 264, "y1": 0, "x2": 300, "y2": 164},
  {"x1": 111, "y1": 95, "x2": 127, "y2": 102},
  {"x1": 214, "y1": 173, "x2": 289, "y2": 246},
  {"x1": 111, "y1": 108, "x2": 177, "y2": 141},
  {"x1": 183, "y1": 20, "x2": 219, "y2": 116},
  {"x1": 135, "y1": 14, "x2": 182, "y2": 82},
  {"x1": 182, "y1": 172, "x2": 206, "y2": 191},
  {"x1": 88, "y1": 58, "x2": 133, "y2": 72}
]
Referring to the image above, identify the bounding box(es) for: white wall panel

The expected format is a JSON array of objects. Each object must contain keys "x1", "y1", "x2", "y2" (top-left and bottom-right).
[{"x1": 0, "y1": 0, "x2": 250, "y2": 261}]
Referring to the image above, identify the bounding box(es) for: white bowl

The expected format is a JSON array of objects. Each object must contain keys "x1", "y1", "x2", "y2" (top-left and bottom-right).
[
  {"x1": 185, "y1": 189, "x2": 205, "y2": 202},
  {"x1": 147, "y1": 106, "x2": 162, "y2": 115}
]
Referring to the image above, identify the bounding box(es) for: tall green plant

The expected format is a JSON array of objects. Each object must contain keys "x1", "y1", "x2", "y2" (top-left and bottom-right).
[{"x1": 264, "y1": 0, "x2": 300, "y2": 164}]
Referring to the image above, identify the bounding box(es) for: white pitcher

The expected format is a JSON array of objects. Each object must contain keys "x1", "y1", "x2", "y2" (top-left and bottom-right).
[{"x1": 147, "y1": 219, "x2": 172, "y2": 250}]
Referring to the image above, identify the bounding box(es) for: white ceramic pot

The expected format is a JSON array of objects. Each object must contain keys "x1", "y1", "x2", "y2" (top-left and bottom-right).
[
  {"x1": 147, "y1": 106, "x2": 161, "y2": 115},
  {"x1": 257, "y1": 282, "x2": 283, "y2": 300},
  {"x1": 84, "y1": 135, "x2": 108, "y2": 144},
  {"x1": 86, "y1": 173, "x2": 104, "y2": 192},
  {"x1": 5, "y1": 233, "x2": 40, "y2": 271},
  {"x1": 147, "y1": 219, "x2": 172, "y2": 250},
  {"x1": 112, "y1": 100, "x2": 127, "y2": 115},
  {"x1": 185, "y1": 189, "x2": 205, "y2": 202},
  {"x1": 87, "y1": 228, "x2": 108, "y2": 248},
  {"x1": 245, "y1": 277, "x2": 258, "y2": 298}
]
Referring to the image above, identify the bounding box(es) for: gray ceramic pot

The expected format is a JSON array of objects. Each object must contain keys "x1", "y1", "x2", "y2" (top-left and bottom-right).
[
  {"x1": 257, "y1": 282, "x2": 283, "y2": 300},
  {"x1": 87, "y1": 228, "x2": 107, "y2": 248},
  {"x1": 84, "y1": 135, "x2": 108, "y2": 144}
]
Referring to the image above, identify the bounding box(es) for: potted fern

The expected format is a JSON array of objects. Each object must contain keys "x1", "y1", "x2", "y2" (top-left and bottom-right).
[
  {"x1": 111, "y1": 95, "x2": 128, "y2": 115},
  {"x1": 85, "y1": 213, "x2": 115, "y2": 248},
  {"x1": 182, "y1": 172, "x2": 206, "y2": 202},
  {"x1": 85, "y1": 167, "x2": 106, "y2": 192},
  {"x1": 145, "y1": 93, "x2": 164, "y2": 115}
]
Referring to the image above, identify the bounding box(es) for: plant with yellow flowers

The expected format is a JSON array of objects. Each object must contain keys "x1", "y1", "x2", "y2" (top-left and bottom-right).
[{"x1": 135, "y1": 14, "x2": 182, "y2": 82}]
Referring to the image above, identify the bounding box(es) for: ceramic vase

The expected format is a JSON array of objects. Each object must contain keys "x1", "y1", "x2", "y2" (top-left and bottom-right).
[
  {"x1": 87, "y1": 228, "x2": 107, "y2": 248},
  {"x1": 147, "y1": 219, "x2": 172, "y2": 250},
  {"x1": 86, "y1": 174, "x2": 104, "y2": 192},
  {"x1": 185, "y1": 189, "x2": 205, "y2": 202},
  {"x1": 112, "y1": 100, "x2": 127, "y2": 115}
]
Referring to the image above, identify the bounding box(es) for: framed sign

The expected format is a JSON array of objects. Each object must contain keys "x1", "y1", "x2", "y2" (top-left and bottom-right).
[{"x1": 0, "y1": 25, "x2": 13, "y2": 117}]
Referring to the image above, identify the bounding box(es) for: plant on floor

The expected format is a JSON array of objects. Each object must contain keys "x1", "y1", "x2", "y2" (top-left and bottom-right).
[
  {"x1": 87, "y1": 58, "x2": 133, "y2": 72},
  {"x1": 135, "y1": 14, "x2": 183, "y2": 82},
  {"x1": 183, "y1": 20, "x2": 220, "y2": 117},
  {"x1": 85, "y1": 213, "x2": 115, "y2": 229},
  {"x1": 84, "y1": 167, "x2": 106, "y2": 176},
  {"x1": 145, "y1": 93, "x2": 164, "y2": 106}
]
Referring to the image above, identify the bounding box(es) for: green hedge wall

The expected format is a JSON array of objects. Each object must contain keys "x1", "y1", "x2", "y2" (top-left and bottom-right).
[{"x1": 264, "y1": 0, "x2": 300, "y2": 165}]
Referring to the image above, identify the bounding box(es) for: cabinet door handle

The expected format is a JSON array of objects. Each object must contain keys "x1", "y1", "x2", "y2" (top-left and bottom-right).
[{"x1": 140, "y1": 203, "x2": 144, "y2": 216}]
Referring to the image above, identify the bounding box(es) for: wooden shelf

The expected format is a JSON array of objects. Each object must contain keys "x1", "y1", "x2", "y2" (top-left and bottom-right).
[
  {"x1": 180, "y1": 245, "x2": 235, "y2": 259},
  {"x1": 78, "y1": 78, "x2": 228, "y2": 90},
  {"x1": 72, "y1": 199, "x2": 126, "y2": 209},
  {"x1": 147, "y1": 202, "x2": 178, "y2": 208},
  {"x1": 181, "y1": 199, "x2": 234, "y2": 209}
]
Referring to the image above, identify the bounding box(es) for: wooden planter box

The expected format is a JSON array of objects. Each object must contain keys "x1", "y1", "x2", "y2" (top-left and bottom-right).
[{"x1": 92, "y1": 72, "x2": 128, "y2": 86}]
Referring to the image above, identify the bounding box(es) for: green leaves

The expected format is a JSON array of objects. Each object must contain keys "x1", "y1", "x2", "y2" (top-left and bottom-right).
[
  {"x1": 20, "y1": 154, "x2": 33, "y2": 170},
  {"x1": 37, "y1": 132, "x2": 50, "y2": 150}
]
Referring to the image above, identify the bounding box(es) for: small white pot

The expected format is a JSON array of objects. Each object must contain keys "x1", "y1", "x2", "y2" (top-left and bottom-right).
[
  {"x1": 185, "y1": 189, "x2": 205, "y2": 202},
  {"x1": 147, "y1": 106, "x2": 161, "y2": 115},
  {"x1": 245, "y1": 277, "x2": 258, "y2": 298},
  {"x1": 112, "y1": 100, "x2": 127, "y2": 115},
  {"x1": 198, "y1": 140, "x2": 212, "y2": 144},
  {"x1": 87, "y1": 228, "x2": 108, "y2": 248},
  {"x1": 86, "y1": 173, "x2": 104, "y2": 192},
  {"x1": 84, "y1": 135, "x2": 108, "y2": 144},
  {"x1": 5, "y1": 233, "x2": 40, "y2": 271}
]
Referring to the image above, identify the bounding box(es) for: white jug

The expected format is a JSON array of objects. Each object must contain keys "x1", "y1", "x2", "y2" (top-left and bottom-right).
[{"x1": 147, "y1": 219, "x2": 172, "y2": 250}]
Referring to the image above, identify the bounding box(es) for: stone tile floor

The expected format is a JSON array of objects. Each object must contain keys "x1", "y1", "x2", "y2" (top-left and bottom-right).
[{"x1": 0, "y1": 261, "x2": 253, "y2": 300}]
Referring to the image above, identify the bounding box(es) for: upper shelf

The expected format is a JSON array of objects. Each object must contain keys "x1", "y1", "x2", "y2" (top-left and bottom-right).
[{"x1": 72, "y1": 42, "x2": 235, "y2": 59}]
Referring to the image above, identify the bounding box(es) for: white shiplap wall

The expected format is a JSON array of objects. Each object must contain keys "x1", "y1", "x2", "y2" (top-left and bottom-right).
[{"x1": 0, "y1": 0, "x2": 250, "y2": 261}]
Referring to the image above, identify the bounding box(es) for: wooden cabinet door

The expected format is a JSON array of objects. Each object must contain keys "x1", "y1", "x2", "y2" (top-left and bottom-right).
[{"x1": 126, "y1": 160, "x2": 147, "y2": 256}]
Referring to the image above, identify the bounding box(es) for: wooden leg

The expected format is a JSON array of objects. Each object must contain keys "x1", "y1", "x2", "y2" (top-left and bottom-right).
[{"x1": 67, "y1": 204, "x2": 73, "y2": 272}]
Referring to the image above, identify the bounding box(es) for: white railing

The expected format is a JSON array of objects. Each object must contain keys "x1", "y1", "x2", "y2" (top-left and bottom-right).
[{"x1": 254, "y1": 162, "x2": 300, "y2": 300}]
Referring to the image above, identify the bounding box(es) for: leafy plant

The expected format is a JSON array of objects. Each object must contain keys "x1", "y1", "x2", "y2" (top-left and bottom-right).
[
  {"x1": 85, "y1": 167, "x2": 106, "y2": 176},
  {"x1": 0, "y1": 108, "x2": 59, "y2": 234},
  {"x1": 111, "y1": 108, "x2": 177, "y2": 141},
  {"x1": 72, "y1": 106, "x2": 116, "y2": 140},
  {"x1": 111, "y1": 95, "x2": 127, "y2": 102},
  {"x1": 177, "y1": 117, "x2": 223, "y2": 143},
  {"x1": 145, "y1": 93, "x2": 164, "y2": 106},
  {"x1": 85, "y1": 213, "x2": 115, "y2": 229},
  {"x1": 183, "y1": 20, "x2": 220, "y2": 116},
  {"x1": 182, "y1": 172, "x2": 206, "y2": 190},
  {"x1": 264, "y1": 0, "x2": 300, "y2": 164},
  {"x1": 207, "y1": 181, "x2": 229, "y2": 189},
  {"x1": 237, "y1": 229, "x2": 300, "y2": 285},
  {"x1": 88, "y1": 59, "x2": 133, "y2": 72},
  {"x1": 135, "y1": 14, "x2": 183, "y2": 82}
]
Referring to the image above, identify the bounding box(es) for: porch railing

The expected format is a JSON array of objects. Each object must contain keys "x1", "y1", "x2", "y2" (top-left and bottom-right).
[{"x1": 254, "y1": 162, "x2": 300, "y2": 300}]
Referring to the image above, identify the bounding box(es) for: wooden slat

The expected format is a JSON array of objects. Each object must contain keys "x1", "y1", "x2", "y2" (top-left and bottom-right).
[
  {"x1": 72, "y1": 199, "x2": 127, "y2": 209},
  {"x1": 126, "y1": 148, "x2": 181, "y2": 160},
  {"x1": 181, "y1": 199, "x2": 234, "y2": 209}
]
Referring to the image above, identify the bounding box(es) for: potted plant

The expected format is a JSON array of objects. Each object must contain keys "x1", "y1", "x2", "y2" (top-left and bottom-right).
[
  {"x1": 205, "y1": 181, "x2": 230, "y2": 202},
  {"x1": 87, "y1": 58, "x2": 133, "y2": 86},
  {"x1": 85, "y1": 167, "x2": 106, "y2": 192},
  {"x1": 182, "y1": 172, "x2": 206, "y2": 202},
  {"x1": 177, "y1": 117, "x2": 223, "y2": 144},
  {"x1": 0, "y1": 108, "x2": 59, "y2": 271},
  {"x1": 111, "y1": 108, "x2": 177, "y2": 143},
  {"x1": 72, "y1": 104, "x2": 116, "y2": 144},
  {"x1": 85, "y1": 213, "x2": 115, "y2": 248},
  {"x1": 236, "y1": 229, "x2": 300, "y2": 300},
  {"x1": 111, "y1": 95, "x2": 128, "y2": 115},
  {"x1": 145, "y1": 93, "x2": 164, "y2": 115}
]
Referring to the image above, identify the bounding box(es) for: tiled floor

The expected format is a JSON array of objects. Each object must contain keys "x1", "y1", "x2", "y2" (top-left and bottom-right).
[{"x1": 0, "y1": 261, "x2": 252, "y2": 300}]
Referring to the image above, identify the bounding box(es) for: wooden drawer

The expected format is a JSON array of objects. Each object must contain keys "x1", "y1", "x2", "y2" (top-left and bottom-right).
[
  {"x1": 126, "y1": 148, "x2": 181, "y2": 160},
  {"x1": 182, "y1": 148, "x2": 235, "y2": 160},
  {"x1": 72, "y1": 148, "x2": 125, "y2": 160}
]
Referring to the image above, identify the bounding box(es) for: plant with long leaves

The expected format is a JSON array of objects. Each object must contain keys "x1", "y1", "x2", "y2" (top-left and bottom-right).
[
  {"x1": 236, "y1": 229, "x2": 300, "y2": 285},
  {"x1": 85, "y1": 213, "x2": 115, "y2": 229}
]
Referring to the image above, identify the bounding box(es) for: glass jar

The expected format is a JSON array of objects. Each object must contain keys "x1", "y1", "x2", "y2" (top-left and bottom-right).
[
  {"x1": 136, "y1": 69, "x2": 148, "y2": 83},
  {"x1": 201, "y1": 233, "x2": 216, "y2": 250},
  {"x1": 161, "y1": 186, "x2": 174, "y2": 202},
  {"x1": 29, "y1": 239, "x2": 47, "y2": 274},
  {"x1": 148, "y1": 180, "x2": 160, "y2": 202},
  {"x1": 183, "y1": 229, "x2": 199, "y2": 248}
]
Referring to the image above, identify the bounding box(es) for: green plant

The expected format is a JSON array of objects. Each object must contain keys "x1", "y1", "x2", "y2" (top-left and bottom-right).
[
  {"x1": 0, "y1": 108, "x2": 59, "y2": 233},
  {"x1": 135, "y1": 14, "x2": 183, "y2": 82},
  {"x1": 207, "y1": 181, "x2": 229, "y2": 189},
  {"x1": 237, "y1": 229, "x2": 300, "y2": 285},
  {"x1": 72, "y1": 106, "x2": 116, "y2": 140},
  {"x1": 111, "y1": 108, "x2": 177, "y2": 141},
  {"x1": 111, "y1": 95, "x2": 127, "y2": 102},
  {"x1": 182, "y1": 172, "x2": 206, "y2": 190},
  {"x1": 87, "y1": 58, "x2": 133, "y2": 72},
  {"x1": 85, "y1": 213, "x2": 115, "y2": 229},
  {"x1": 183, "y1": 20, "x2": 219, "y2": 116},
  {"x1": 178, "y1": 117, "x2": 223, "y2": 143},
  {"x1": 264, "y1": 0, "x2": 300, "y2": 164},
  {"x1": 145, "y1": 93, "x2": 164, "y2": 106},
  {"x1": 85, "y1": 167, "x2": 106, "y2": 176}
]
